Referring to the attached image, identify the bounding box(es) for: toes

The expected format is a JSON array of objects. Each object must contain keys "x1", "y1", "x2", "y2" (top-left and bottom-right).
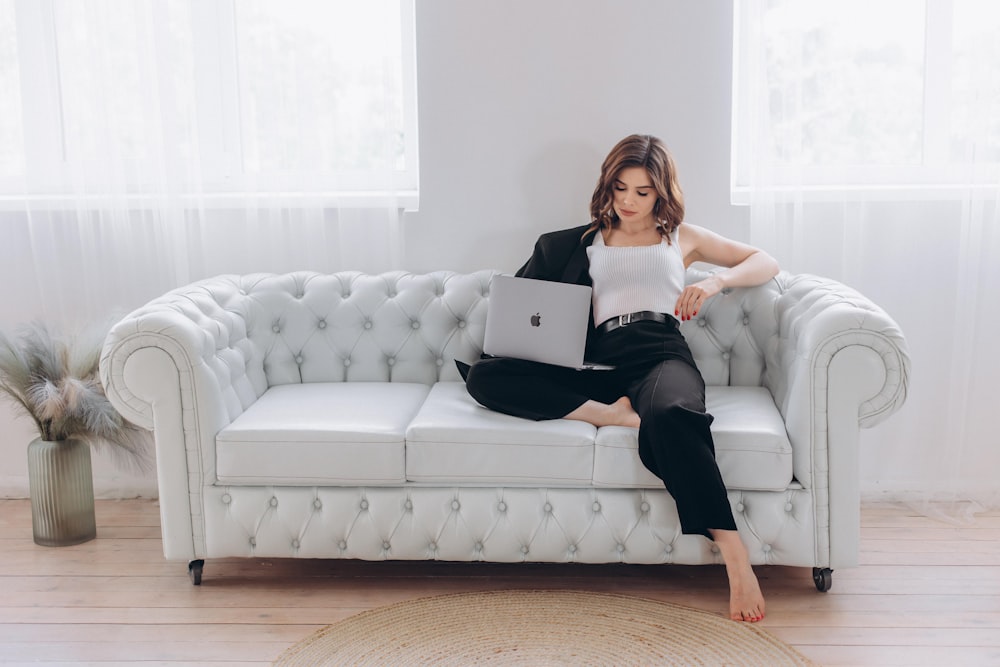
[{"x1": 732, "y1": 607, "x2": 765, "y2": 622}]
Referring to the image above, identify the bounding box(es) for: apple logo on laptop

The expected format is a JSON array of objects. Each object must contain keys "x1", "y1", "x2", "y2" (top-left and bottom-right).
[{"x1": 530, "y1": 312, "x2": 541, "y2": 327}]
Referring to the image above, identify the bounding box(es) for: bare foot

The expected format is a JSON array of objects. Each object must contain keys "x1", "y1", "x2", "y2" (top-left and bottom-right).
[
  {"x1": 726, "y1": 560, "x2": 766, "y2": 622},
  {"x1": 609, "y1": 396, "x2": 641, "y2": 428},
  {"x1": 709, "y1": 529, "x2": 766, "y2": 622},
  {"x1": 564, "y1": 396, "x2": 640, "y2": 428}
]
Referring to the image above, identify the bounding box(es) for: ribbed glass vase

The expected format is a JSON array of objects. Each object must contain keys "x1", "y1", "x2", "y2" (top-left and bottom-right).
[{"x1": 27, "y1": 438, "x2": 97, "y2": 546}]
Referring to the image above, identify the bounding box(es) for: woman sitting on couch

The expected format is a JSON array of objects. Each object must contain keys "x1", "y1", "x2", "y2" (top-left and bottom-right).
[{"x1": 464, "y1": 134, "x2": 779, "y2": 622}]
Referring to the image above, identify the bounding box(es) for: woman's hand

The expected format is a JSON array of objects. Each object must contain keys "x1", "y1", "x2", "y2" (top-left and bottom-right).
[
  {"x1": 675, "y1": 276, "x2": 724, "y2": 321},
  {"x1": 674, "y1": 225, "x2": 780, "y2": 322}
]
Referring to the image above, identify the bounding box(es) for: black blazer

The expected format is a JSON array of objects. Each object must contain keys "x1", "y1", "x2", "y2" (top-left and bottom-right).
[
  {"x1": 514, "y1": 224, "x2": 598, "y2": 286},
  {"x1": 514, "y1": 224, "x2": 601, "y2": 350}
]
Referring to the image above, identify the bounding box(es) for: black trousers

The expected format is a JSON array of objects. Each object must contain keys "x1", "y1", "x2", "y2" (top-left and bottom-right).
[{"x1": 465, "y1": 319, "x2": 737, "y2": 539}]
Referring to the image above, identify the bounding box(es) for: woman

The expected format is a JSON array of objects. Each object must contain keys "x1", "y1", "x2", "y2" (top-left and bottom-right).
[{"x1": 465, "y1": 134, "x2": 779, "y2": 622}]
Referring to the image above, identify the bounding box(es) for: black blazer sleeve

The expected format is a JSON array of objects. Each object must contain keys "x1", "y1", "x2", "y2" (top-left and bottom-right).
[{"x1": 514, "y1": 224, "x2": 597, "y2": 286}]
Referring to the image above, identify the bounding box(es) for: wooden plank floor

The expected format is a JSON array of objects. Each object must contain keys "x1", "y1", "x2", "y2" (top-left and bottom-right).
[{"x1": 0, "y1": 499, "x2": 998, "y2": 666}]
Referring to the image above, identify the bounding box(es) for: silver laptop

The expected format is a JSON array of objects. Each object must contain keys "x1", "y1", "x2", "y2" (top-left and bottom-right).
[{"x1": 483, "y1": 275, "x2": 612, "y2": 370}]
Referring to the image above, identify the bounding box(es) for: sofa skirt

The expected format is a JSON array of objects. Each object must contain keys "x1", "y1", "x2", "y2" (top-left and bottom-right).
[{"x1": 194, "y1": 485, "x2": 819, "y2": 568}]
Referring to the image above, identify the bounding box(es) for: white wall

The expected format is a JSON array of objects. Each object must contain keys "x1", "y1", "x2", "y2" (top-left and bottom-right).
[
  {"x1": 404, "y1": 0, "x2": 747, "y2": 273},
  {"x1": 1, "y1": 1, "x2": 924, "y2": 501}
]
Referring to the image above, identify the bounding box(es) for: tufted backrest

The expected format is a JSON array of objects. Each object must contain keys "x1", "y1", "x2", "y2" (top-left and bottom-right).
[
  {"x1": 185, "y1": 268, "x2": 782, "y2": 397},
  {"x1": 679, "y1": 269, "x2": 783, "y2": 387},
  {"x1": 209, "y1": 270, "x2": 495, "y2": 392}
]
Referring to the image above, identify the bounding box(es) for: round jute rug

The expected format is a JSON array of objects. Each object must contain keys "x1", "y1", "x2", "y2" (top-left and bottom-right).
[{"x1": 273, "y1": 589, "x2": 817, "y2": 666}]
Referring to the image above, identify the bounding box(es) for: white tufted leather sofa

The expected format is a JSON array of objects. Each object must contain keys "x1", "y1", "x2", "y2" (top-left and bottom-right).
[{"x1": 100, "y1": 269, "x2": 909, "y2": 589}]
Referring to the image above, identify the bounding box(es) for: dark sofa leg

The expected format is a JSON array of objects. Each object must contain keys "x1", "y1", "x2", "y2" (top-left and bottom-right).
[
  {"x1": 188, "y1": 559, "x2": 204, "y2": 585},
  {"x1": 812, "y1": 567, "x2": 833, "y2": 592}
]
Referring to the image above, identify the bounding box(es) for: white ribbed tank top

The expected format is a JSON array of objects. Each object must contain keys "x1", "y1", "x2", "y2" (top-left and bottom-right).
[{"x1": 586, "y1": 228, "x2": 685, "y2": 327}]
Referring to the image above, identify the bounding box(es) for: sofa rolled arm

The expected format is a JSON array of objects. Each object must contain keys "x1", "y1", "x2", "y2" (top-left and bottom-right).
[
  {"x1": 766, "y1": 273, "x2": 909, "y2": 422},
  {"x1": 100, "y1": 280, "x2": 263, "y2": 429},
  {"x1": 100, "y1": 278, "x2": 265, "y2": 560},
  {"x1": 759, "y1": 272, "x2": 910, "y2": 567},
  {"x1": 763, "y1": 272, "x2": 911, "y2": 472}
]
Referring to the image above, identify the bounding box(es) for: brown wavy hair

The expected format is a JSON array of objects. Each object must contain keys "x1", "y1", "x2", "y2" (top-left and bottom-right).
[{"x1": 586, "y1": 134, "x2": 685, "y2": 241}]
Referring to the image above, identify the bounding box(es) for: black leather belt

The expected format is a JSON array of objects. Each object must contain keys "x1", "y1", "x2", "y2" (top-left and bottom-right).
[{"x1": 597, "y1": 311, "x2": 672, "y2": 334}]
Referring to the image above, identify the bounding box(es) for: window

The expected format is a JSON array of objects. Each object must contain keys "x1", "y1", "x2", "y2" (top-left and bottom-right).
[
  {"x1": 731, "y1": 0, "x2": 1000, "y2": 199},
  {"x1": 0, "y1": 0, "x2": 418, "y2": 206}
]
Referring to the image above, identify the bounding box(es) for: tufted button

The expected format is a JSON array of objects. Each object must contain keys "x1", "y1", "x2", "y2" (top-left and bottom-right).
[
  {"x1": 735, "y1": 502, "x2": 745, "y2": 513},
  {"x1": 359, "y1": 499, "x2": 369, "y2": 510},
  {"x1": 295, "y1": 291, "x2": 304, "y2": 299},
  {"x1": 382, "y1": 541, "x2": 391, "y2": 550},
  {"x1": 269, "y1": 497, "x2": 278, "y2": 508},
  {"x1": 343, "y1": 358, "x2": 351, "y2": 367},
  {"x1": 387, "y1": 357, "x2": 395, "y2": 366},
  {"x1": 568, "y1": 544, "x2": 578, "y2": 554},
  {"x1": 295, "y1": 355, "x2": 304, "y2": 364},
  {"x1": 291, "y1": 538, "x2": 300, "y2": 549},
  {"x1": 743, "y1": 316, "x2": 750, "y2": 325},
  {"x1": 428, "y1": 541, "x2": 437, "y2": 551},
  {"x1": 221, "y1": 493, "x2": 232, "y2": 504},
  {"x1": 616, "y1": 543, "x2": 626, "y2": 553},
  {"x1": 640, "y1": 502, "x2": 650, "y2": 513},
  {"x1": 318, "y1": 320, "x2": 327, "y2": 329},
  {"x1": 364, "y1": 320, "x2": 373, "y2": 330},
  {"x1": 249, "y1": 537, "x2": 256, "y2": 547},
  {"x1": 664, "y1": 544, "x2": 674, "y2": 554},
  {"x1": 762, "y1": 544, "x2": 772, "y2": 553},
  {"x1": 404, "y1": 499, "x2": 413, "y2": 511},
  {"x1": 711, "y1": 546, "x2": 720, "y2": 554},
  {"x1": 272, "y1": 324, "x2": 281, "y2": 333},
  {"x1": 313, "y1": 499, "x2": 323, "y2": 510},
  {"x1": 722, "y1": 352, "x2": 731, "y2": 360},
  {"x1": 436, "y1": 358, "x2": 444, "y2": 367},
  {"x1": 451, "y1": 500, "x2": 461, "y2": 511},
  {"x1": 338, "y1": 540, "x2": 348, "y2": 550},
  {"x1": 239, "y1": 289, "x2": 247, "y2": 296},
  {"x1": 497, "y1": 501, "x2": 507, "y2": 513},
  {"x1": 457, "y1": 320, "x2": 466, "y2": 329},
  {"x1": 543, "y1": 503, "x2": 553, "y2": 513},
  {"x1": 785, "y1": 502, "x2": 794, "y2": 512},
  {"x1": 474, "y1": 541, "x2": 484, "y2": 552},
  {"x1": 342, "y1": 290, "x2": 351, "y2": 299},
  {"x1": 520, "y1": 545, "x2": 529, "y2": 555},
  {"x1": 697, "y1": 318, "x2": 707, "y2": 327},
  {"x1": 592, "y1": 502, "x2": 602, "y2": 513}
]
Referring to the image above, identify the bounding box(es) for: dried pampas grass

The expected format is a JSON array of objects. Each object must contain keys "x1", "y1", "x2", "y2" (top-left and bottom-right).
[{"x1": 0, "y1": 320, "x2": 152, "y2": 473}]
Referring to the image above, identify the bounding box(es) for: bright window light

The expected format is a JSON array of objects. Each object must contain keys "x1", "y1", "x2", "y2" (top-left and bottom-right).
[
  {"x1": 0, "y1": 0, "x2": 418, "y2": 205},
  {"x1": 732, "y1": 0, "x2": 1000, "y2": 198}
]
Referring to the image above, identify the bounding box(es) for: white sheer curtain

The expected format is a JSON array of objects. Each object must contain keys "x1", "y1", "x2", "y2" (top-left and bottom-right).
[
  {"x1": 734, "y1": 0, "x2": 1000, "y2": 518},
  {"x1": 0, "y1": 0, "x2": 415, "y2": 330}
]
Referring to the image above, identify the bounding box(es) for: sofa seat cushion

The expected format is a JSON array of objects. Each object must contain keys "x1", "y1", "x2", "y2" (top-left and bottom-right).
[
  {"x1": 593, "y1": 386, "x2": 792, "y2": 491},
  {"x1": 216, "y1": 382, "x2": 430, "y2": 485},
  {"x1": 404, "y1": 382, "x2": 597, "y2": 485}
]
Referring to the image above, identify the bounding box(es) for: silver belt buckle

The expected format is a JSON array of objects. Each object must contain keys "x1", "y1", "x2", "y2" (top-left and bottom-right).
[{"x1": 618, "y1": 313, "x2": 633, "y2": 327}]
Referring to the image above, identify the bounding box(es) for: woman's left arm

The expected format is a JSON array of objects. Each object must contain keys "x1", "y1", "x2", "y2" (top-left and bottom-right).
[{"x1": 674, "y1": 224, "x2": 780, "y2": 321}]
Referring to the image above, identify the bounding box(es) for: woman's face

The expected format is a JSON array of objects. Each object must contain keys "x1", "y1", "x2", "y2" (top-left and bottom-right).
[{"x1": 612, "y1": 166, "x2": 658, "y2": 226}]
